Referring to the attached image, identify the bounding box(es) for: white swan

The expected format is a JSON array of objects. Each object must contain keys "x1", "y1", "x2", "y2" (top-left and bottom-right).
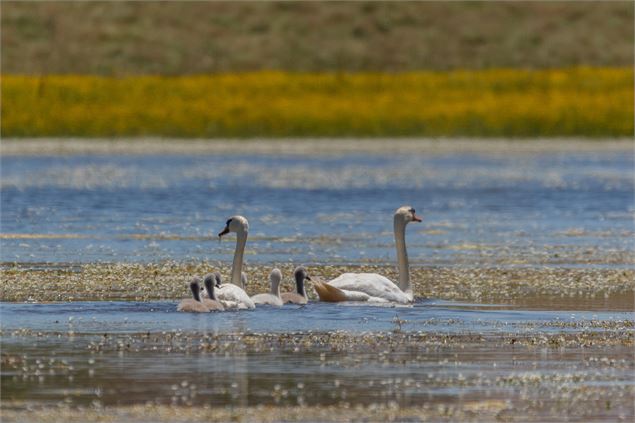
[
  {"x1": 215, "y1": 216, "x2": 256, "y2": 310},
  {"x1": 177, "y1": 278, "x2": 210, "y2": 313},
  {"x1": 251, "y1": 268, "x2": 284, "y2": 307},
  {"x1": 313, "y1": 206, "x2": 421, "y2": 304},
  {"x1": 281, "y1": 266, "x2": 310, "y2": 305},
  {"x1": 201, "y1": 272, "x2": 249, "y2": 310}
]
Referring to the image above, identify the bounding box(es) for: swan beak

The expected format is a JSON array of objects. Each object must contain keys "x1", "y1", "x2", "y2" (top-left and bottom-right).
[
  {"x1": 305, "y1": 275, "x2": 312, "y2": 281},
  {"x1": 413, "y1": 214, "x2": 423, "y2": 222},
  {"x1": 218, "y1": 226, "x2": 230, "y2": 238}
]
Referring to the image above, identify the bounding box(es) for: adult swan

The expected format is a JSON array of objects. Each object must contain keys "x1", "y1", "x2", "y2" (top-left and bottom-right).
[
  {"x1": 216, "y1": 216, "x2": 256, "y2": 309},
  {"x1": 313, "y1": 206, "x2": 421, "y2": 304}
]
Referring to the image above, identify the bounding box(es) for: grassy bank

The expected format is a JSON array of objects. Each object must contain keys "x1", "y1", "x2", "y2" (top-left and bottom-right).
[
  {"x1": 2, "y1": 1, "x2": 632, "y2": 74},
  {"x1": 2, "y1": 68, "x2": 633, "y2": 138}
]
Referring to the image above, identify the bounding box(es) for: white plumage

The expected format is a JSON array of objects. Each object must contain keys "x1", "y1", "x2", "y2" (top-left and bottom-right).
[
  {"x1": 216, "y1": 283, "x2": 255, "y2": 310},
  {"x1": 313, "y1": 206, "x2": 421, "y2": 304},
  {"x1": 251, "y1": 268, "x2": 283, "y2": 307},
  {"x1": 327, "y1": 273, "x2": 409, "y2": 303}
]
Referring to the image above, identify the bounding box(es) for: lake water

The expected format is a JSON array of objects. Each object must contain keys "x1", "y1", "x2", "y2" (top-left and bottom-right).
[
  {"x1": 2, "y1": 148, "x2": 633, "y2": 266},
  {"x1": 2, "y1": 142, "x2": 634, "y2": 420},
  {"x1": 3, "y1": 300, "x2": 630, "y2": 334}
]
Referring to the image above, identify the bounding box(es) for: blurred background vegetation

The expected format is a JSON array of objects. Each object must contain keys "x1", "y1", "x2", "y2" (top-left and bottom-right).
[{"x1": 2, "y1": 1, "x2": 633, "y2": 138}]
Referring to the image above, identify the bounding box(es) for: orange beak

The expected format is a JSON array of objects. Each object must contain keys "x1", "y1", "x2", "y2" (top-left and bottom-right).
[{"x1": 413, "y1": 213, "x2": 423, "y2": 222}]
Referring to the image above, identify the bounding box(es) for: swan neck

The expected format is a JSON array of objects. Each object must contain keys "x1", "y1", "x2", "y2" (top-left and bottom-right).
[
  {"x1": 231, "y1": 231, "x2": 247, "y2": 287},
  {"x1": 295, "y1": 275, "x2": 307, "y2": 298},
  {"x1": 205, "y1": 281, "x2": 216, "y2": 300},
  {"x1": 270, "y1": 279, "x2": 280, "y2": 297},
  {"x1": 394, "y1": 219, "x2": 411, "y2": 295},
  {"x1": 191, "y1": 284, "x2": 202, "y2": 302}
]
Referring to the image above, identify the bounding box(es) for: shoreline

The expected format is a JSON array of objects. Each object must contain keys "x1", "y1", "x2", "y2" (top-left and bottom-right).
[{"x1": 2, "y1": 138, "x2": 633, "y2": 157}]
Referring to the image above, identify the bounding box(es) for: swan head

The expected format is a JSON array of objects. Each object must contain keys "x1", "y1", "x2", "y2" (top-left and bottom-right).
[
  {"x1": 270, "y1": 268, "x2": 282, "y2": 291},
  {"x1": 394, "y1": 206, "x2": 422, "y2": 225},
  {"x1": 218, "y1": 215, "x2": 249, "y2": 238},
  {"x1": 293, "y1": 266, "x2": 311, "y2": 282}
]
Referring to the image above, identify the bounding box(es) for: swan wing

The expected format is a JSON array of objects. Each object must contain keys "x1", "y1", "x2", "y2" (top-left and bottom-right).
[
  {"x1": 328, "y1": 273, "x2": 410, "y2": 304},
  {"x1": 313, "y1": 280, "x2": 388, "y2": 302},
  {"x1": 313, "y1": 279, "x2": 349, "y2": 302},
  {"x1": 201, "y1": 299, "x2": 225, "y2": 311},
  {"x1": 177, "y1": 299, "x2": 210, "y2": 313},
  {"x1": 217, "y1": 284, "x2": 255, "y2": 309},
  {"x1": 251, "y1": 293, "x2": 283, "y2": 307},
  {"x1": 280, "y1": 292, "x2": 308, "y2": 305}
]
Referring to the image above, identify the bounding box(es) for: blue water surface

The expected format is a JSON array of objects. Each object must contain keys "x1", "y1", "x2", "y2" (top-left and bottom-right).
[
  {"x1": 1, "y1": 150, "x2": 633, "y2": 265},
  {"x1": 1, "y1": 300, "x2": 629, "y2": 335}
]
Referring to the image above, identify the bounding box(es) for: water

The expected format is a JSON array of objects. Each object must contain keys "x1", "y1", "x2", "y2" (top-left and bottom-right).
[
  {"x1": 2, "y1": 143, "x2": 634, "y2": 419},
  {"x1": 2, "y1": 300, "x2": 629, "y2": 334},
  {"x1": 2, "y1": 301, "x2": 632, "y2": 413},
  {"x1": 1, "y1": 149, "x2": 633, "y2": 266}
]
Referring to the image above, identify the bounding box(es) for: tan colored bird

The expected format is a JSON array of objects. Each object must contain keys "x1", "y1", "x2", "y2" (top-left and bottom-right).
[
  {"x1": 201, "y1": 274, "x2": 225, "y2": 311},
  {"x1": 177, "y1": 278, "x2": 210, "y2": 313},
  {"x1": 281, "y1": 266, "x2": 311, "y2": 305}
]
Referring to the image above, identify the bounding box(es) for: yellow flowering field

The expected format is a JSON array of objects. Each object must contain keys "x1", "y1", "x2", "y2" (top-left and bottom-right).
[{"x1": 2, "y1": 68, "x2": 632, "y2": 137}]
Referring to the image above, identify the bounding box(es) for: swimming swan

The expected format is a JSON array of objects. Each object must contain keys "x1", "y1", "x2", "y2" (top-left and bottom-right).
[
  {"x1": 215, "y1": 216, "x2": 256, "y2": 310},
  {"x1": 177, "y1": 278, "x2": 210, "y2": 312},
  {"x1": 251, "y1": 268, "x2": 284, "y2": 307},
  {"x1": 201, "y1": 274, "x2": 225, "y2": 311},
  {"x1": 201, "y1": 272, "x2": 247, "y2": 310},
  {"x1": 281, "y1": 266, "x2": 311, "y2": 305},
  {"x1": 313, "y1": 206, "x2": 421, "y2": 304}
]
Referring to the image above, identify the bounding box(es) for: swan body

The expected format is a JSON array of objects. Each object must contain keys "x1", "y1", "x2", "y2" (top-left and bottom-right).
[
  {"x1": 177, "y1": 278, "x2": 210, "y2": 313},
  {"x1": 280, "y1": 292, "x2": 308, "y2": 304},
  {"x1": 216, "y1": 284, "x2": 255, "y2": 310},
  {"x1": 216, "y1": 216, "x2": 256, "y2": 310},
  {"x1": 281, "y1": 266, "x2": 310, "y2": 305},
  {"x1": 317, "y1": 273, "x2": 405, "y2": 303},
  {"x1": 201, "y1": 272, "x2": 251, "y2": 310},
  {"x1": 314, "y1": 206, "x2": 421, "y2": 304},
  {"x1": 251, "y1": 268, "x2": 283, "y2": 307}
]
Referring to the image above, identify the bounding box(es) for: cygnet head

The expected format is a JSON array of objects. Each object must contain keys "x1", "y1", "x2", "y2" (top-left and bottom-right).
[
  {"x1": 294, "y1": 266, "x2": 311, "y2": 282},
  {"x1": 293, "y1": 266, "x2": 310, "y2": 297},
  {"x1": 213, "y1": 271, "x2": 223, "y2": 288},
  {"x1": 269, "y1": 268, "x2": 282, "y2": 294},
  {"x1": 218, "y1": 215, "x2": 249, "y2": 238},
  {"x1": 394, "y1": 206, "x2": 422, "y2": 225},
  {"x1": 189, "y1": 277, "x2": 203, "y2": 302},
  {"x1": 203, "y1": 274, "x2": 217, "y2": 299}
]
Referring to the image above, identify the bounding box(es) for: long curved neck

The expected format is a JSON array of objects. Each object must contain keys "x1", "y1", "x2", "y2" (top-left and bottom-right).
[
  {"x1": 270, "y1": 279, "x2": 280, "y2": 296},
  {"x1": 230, "y1": 230, "x2": 247, "y2": 287},
  {"x1": 190, "y1": 284, "x2": 202, "y2": 302},
  {"x1": 204, "y1": 280, "x2": 216, "y2": 300},
  {"x1": 394, "y1": 219, "x2": 411, "y2": 297},
  {"x1": 295, "y1": 276, "x2": 306, "y2": 298}
]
